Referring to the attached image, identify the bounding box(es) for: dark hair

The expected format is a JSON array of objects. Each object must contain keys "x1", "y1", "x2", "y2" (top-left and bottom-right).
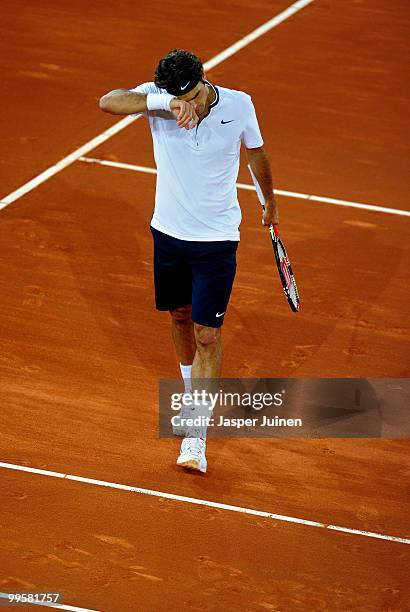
[{"x1": 154, "y1": 49, "x2": 204, "y2": 95}]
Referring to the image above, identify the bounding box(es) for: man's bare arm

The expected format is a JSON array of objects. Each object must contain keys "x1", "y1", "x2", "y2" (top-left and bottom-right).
[
  {"x1": 99, "y1": 89, "x2": 149, "y2": 114},
  {"x1": 246, "y1": 145, "x2": 279, "y2": 225},
  {"x1": 99, "y1": 88, "x2": 199, "y2": 129}
]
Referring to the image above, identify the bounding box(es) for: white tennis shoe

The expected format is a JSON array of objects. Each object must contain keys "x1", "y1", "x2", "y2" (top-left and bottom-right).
[
  {"x1": 172, "y1": 397, "x2": 194, "y2": 437},
  {"x1": 176, "y1": 437, "x2": 207, "y2": 473}
]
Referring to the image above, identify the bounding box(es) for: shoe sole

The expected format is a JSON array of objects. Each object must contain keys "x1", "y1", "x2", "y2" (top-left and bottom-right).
[{"x1": 177, "y1": 457, "x2": 207, "y2": 473}]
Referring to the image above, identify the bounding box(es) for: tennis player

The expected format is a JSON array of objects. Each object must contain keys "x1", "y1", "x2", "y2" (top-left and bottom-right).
[{"x1": 99, "y1": 49, "x2": 278, "y2": 474}]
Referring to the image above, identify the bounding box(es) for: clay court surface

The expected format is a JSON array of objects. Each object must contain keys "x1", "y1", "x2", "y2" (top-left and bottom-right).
[{"x1": 0, "y1": 1, "x2": 409, "y2": 610}]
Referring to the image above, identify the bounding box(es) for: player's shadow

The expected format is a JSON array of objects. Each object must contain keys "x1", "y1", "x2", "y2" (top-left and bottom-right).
[
  {"x1": 228, "y1": 221, "x2": 405, "y2": 376},
  {"x1": 204, "y1": 378, "x2": 385, "y2": 439}
]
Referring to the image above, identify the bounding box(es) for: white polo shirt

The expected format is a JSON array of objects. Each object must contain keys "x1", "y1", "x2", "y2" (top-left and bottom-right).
[{"x1": 131, "y1": 81, "x2": 263, "y2": 241}]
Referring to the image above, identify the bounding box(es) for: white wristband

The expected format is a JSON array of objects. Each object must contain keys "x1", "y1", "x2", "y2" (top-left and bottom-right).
[{"x1": 146, "y1": 93, "x2": 174, "y2": 112}]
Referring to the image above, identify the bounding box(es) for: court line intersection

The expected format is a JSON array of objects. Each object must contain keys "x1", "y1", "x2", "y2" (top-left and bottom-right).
[
  {"x1": 79, "y1": 156, "x2": 410, "y2": 217},
  {"x1": 0, "y1": 0, "x2": 316, "y2": 211}
]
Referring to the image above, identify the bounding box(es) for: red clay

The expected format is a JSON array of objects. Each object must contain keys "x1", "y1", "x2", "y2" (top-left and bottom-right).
[{"x1": 0, "y1": 0, "x2": 409, "y2": 610}]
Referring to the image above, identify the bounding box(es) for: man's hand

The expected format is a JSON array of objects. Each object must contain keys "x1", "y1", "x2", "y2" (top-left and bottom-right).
[
  {"x1": 262, "y1": 195, "x2": 279, "y2": 226},
  {"x1": 170, "y1": 98, "x2": 199, "y2": 130},
  {"x1": 246, "y1": 146, "x2": 279, "y2": 226}
]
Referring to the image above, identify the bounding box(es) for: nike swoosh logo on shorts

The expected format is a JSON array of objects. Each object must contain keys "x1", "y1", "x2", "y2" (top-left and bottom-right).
[
  {"x1": 221, "y1": 119, "x2": 234, "y2": 124},
  {"x1": 216, "y1": 312, "x2": 225, "y2": 317},
  {"x1": 180, "y1": 81, "x2": 190, "y2": 91}
]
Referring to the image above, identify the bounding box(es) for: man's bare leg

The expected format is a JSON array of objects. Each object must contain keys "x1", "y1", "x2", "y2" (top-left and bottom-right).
[
  {"x1": 169, "y1": 314, "x2": 221, "y2": 389},
  {"x1": 175, "y1": 323, "x2": 221, "y2": 471},
  {"x1": 192, "y1": 324, "x2": 222, "y2": 380},
  {"x1": 170, "y1": 305, "x2": 196, "y2": 366}
]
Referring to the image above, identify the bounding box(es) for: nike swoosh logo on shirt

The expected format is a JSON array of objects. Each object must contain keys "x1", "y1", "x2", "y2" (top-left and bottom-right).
[
  {"x1": 221, "y1": 120, "x2": 234, "y2": 124},
  {"x1": 216, "y1": 312, "x2": 225, "y2": 317},
  {"x1": 180, "y1": 81, "x2": 190, "y2": 91}
]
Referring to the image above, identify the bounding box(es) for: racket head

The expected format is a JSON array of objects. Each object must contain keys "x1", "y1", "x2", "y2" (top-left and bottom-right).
[{"x1": 269, "y1": 226, "x2": 300, "y2": 312}]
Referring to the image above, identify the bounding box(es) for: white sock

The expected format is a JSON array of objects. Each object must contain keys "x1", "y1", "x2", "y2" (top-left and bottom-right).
[{"x1": 179, "y1": 363, "x2": 192, "y2": 393}]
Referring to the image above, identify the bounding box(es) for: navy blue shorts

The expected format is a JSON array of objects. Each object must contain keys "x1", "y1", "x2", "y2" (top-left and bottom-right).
[{"x1": 151, "y1": 227, "x2": 238, "y2": 328}]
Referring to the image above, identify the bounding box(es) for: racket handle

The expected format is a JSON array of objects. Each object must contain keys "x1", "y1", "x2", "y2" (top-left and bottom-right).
[{"x1": 271, "y1": 224, "x2": 279, "y2": 237}]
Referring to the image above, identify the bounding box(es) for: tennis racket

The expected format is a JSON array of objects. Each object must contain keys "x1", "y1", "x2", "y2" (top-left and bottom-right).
[{"x1": 248, "y1": 165, "x2": 300, "y2": 312}]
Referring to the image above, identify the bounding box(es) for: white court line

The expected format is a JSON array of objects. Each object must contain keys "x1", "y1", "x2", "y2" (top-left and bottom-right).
[
  {"x1": 0, "y1": 115, "x2": 140, "y2": 211},
  {"x1": 79, "y1": 156, "x2": 410, "y2": 218},
  {"x1": 204, "y1": 0, "x2": 316, "y2": 70},
  {"x1": 1, "y1": 461, "x2": 409, "y2": 545},
  {"x1": 0, "y1": 593, "x2": 99, "y2": 612},
  {"x1": 0, "y1": 0, "x2": 316, "y2": 212}
]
